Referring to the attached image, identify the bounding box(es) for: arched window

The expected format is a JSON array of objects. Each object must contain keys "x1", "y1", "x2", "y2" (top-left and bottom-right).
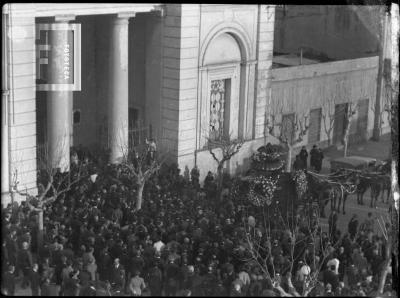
[{"x1": 203, "y1": 33, "x2": 241, "y2": 66}]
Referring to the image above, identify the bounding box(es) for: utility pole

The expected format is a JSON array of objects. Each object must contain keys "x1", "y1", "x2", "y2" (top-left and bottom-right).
[{"x1": 372, "y1": 7, "x2": 388, "y2": 141}]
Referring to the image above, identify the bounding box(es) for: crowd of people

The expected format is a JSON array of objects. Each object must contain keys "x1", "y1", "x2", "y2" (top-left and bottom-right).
[{"x1": 1, "y1": 145, "x2": 395, "y2": 297}]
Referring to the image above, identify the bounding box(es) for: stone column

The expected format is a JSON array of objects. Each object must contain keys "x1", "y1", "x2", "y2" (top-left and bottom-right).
[
  {"x1": 46, "y1": 15, "x2": 75, "y2": 172},
  {"x1": 1, "y1": 91, "x2": 9, "y2": 206},
  {"x1": 2, "y1": 14, "x2": 10, "y2": 206},
  {"x1": 108, "y1": 13, "x2": 134, "y2": 163}
]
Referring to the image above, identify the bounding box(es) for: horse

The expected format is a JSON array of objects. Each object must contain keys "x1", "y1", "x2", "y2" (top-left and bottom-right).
[
  {"x1": 329, "y1": 169, "x2": 358, "y2": 214},
  {"x1": 378, "y1": 174, "x2": 391, "y2": 203},
  {"x1": 352, "y1": 172, "x2": 383, "y2": 208},
  {"x1": 305, "y1": 170, "x2": 356, "y2": 217}
]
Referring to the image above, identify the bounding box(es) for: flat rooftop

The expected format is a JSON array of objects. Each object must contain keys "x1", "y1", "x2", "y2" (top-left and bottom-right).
[
  {"x1": 272, "y1": 54, "x2": 322, "y2": 68},
  {"x1": 272, "y1": 52, "x2": 336, "y2": 68}
]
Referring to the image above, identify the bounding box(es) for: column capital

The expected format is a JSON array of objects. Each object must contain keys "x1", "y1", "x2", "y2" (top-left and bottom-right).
[
  {"x1": 152, "y1": 5, "x2": 165, "y2": 17},
  {"x1": 111, "y1": 12, "x2": 135, "y2": 25},
  {"x1": 117, "y1": 11, "x2": 136, "y2": 19},
  {"x1": 54, "y1": 14, "x2": 76, "y2": 23}
]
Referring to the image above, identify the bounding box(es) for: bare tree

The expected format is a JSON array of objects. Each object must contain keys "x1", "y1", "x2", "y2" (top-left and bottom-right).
[
  {"x1": 370, "y1": 101, "x2": 385, "y2": 137},
  {"x1": 206, "y1": 133, "x2": 244, "y2": 191},
  {"x1": 241, "y1": 197, "x2": 339, "y2": 296},
  {"x1": 375, "y1": 46, "x2": 399, "y2": 296},
  {"x1": 265, "y1": 108, "x2": 309, "y2": 172},
  {"x1": 343, "y1": 102, "x2": 357, "y2": 157},
  {"x1": 14, "y1": 140, "x2": 86, "y2": 249},
  {"x1": 370, "y1": 80, "x2": 394, "y2": 137},
  {"x1": 118, "y1": 138, "x2": 168, "y2": 211},
  {"x1": 382, "y1": 74, "x2": 399, "y2": 131},
  {"x1": 375, "y1": 213, "x2": 394, "y2": 294},
  {"x1": 321, "y1": 96, "x2": 336, "y2": 147}
]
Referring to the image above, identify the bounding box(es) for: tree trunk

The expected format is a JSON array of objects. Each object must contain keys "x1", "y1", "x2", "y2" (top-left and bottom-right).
[
  {"x1": 38, "y1": 210, "x2": 44, "y2": 250},
  {"x1": 136, "y1": 181, "x2": 145, "y2": 211},
  {"x1": 343, "y1": 123, "x2": 351, "y2": 157},
  {"x1": 327, "y1": 129, "x2": 333, "y2": 147},
  {"x1": 378, "y1": 258, "x2": 391, "y2": 294},
  {"x1": 217, "y1": 164, "x2": 224, "y2": 191},
  {"x1": 378, "y1": 236, "x2": 392, "y2": 294},
  {"x1": 343, "y1": 113, "x2": 352, "y2": 157},
  {"x1": 289, "y1": 240, "x2": 295, "y2": 274},
  {"x1": 286, "y1": 146, "x2": 293, "y2": 172},
  {"x1": 344, "y1": 137, "x2": 348, "y2": 157}
]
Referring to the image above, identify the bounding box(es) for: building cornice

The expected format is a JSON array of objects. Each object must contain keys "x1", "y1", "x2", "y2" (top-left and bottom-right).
[{"x1": 3, "y1": 3, "x2": 160, "y2": 18}]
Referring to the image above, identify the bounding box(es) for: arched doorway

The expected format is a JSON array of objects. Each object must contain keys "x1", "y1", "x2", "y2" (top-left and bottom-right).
[{"x1": 198, "y1": 32, "x2": 245, "y2": 148}]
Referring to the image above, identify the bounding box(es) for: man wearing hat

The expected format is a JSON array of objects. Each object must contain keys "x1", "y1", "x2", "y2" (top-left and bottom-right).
[
  {"x1": 146, "y1": 262, "x2": 162, "y2": 296},
  {"x1": 164, "y1": 258, "x2": 180, "y2": 296},
  {"x1": 29, "y1": 263, "x2": 41, "y2": 296},
  {"x1": 348, "y1": 214, "x2": 359, "y2": 240},
  {"x1": 18, "y1": 241, "x2": 33, "y2": 289},
  {"x1": 201, "y1": 266, "x2": 218, "y2": 296},
  {"x1": 109, "y1": 258, "x2": 126, "y2": 292}
]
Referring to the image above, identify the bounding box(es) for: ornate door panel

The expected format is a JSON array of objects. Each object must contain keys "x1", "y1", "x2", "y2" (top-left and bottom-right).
[{"x1": 209, "y1": 79, "x2": 232, "y2": 141}]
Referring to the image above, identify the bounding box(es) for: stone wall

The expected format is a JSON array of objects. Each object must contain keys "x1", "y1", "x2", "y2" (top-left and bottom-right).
[
  {"x1": 160, "y1": 4, "x2": 201, "y2": 167},
  {"x1": 159, "y1": 4, "x2": 276, "y2": 180},
  {"x1": 271, "y1": 56, "x2": 379, "y2": 149},
  {"x1": 254, "y1": 5, "x2": 275, "y2": 138},
  {"x1": 4, "y1": 5, "x2": 38, "y2": 203}
]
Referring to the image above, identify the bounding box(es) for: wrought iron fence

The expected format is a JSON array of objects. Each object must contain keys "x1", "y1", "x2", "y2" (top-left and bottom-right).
[
  {"x1": 36, "y1": 125, "x2": 152, "y2": 167},
  {"x1": 98, "y1": 124, "x2": 152, "y2": 150},
  {"x1": 129, "y1": 125, "x2": 151, "y2": 149}
]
